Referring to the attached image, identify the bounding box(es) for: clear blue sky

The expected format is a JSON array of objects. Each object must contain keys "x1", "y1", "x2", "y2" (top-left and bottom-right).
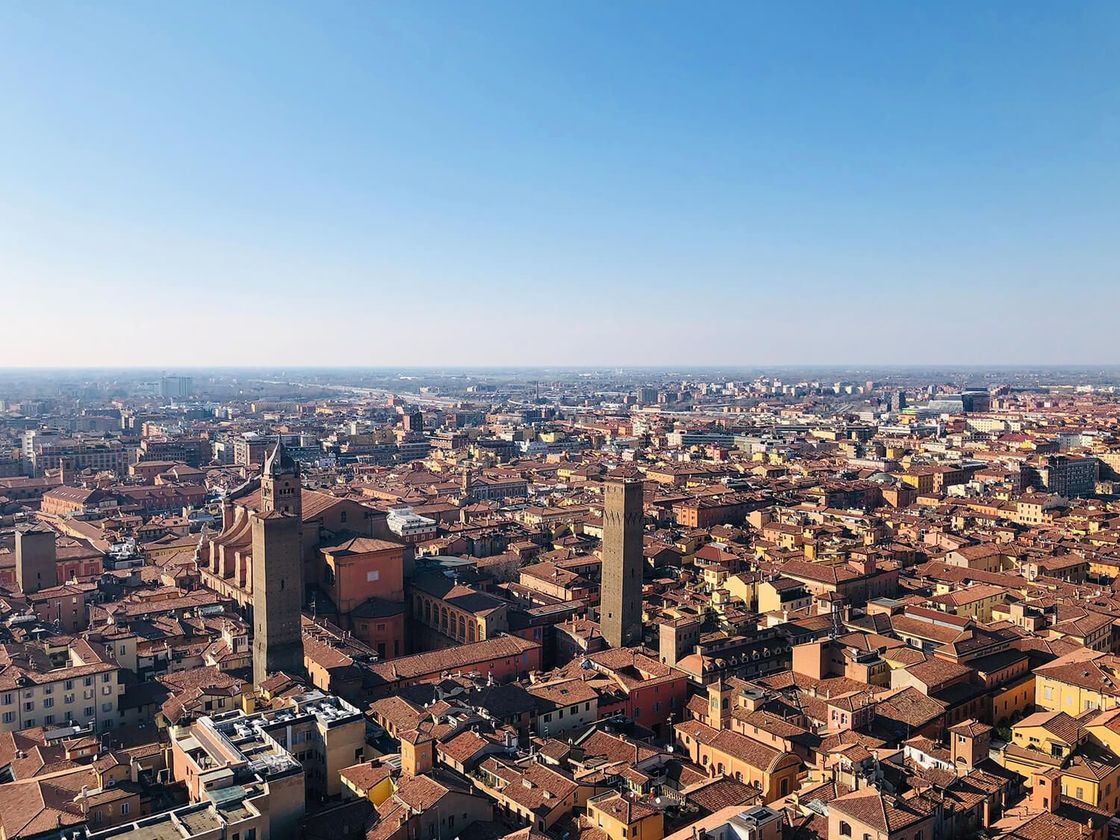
[{"x1": 1, "y1": 2, "x2": 1117, "y2": 367}]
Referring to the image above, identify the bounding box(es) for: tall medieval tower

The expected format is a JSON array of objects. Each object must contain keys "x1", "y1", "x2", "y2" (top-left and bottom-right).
[
  {"x1": 252, "y1": 437, "x2": 305, "y2": 685},
  {"x1": 600, "y1": 478, "x2": 644, "y2": 649}
]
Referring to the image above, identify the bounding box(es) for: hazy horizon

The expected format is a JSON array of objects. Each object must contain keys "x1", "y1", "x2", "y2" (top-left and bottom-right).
[{"x1": 4, "y1": 363, "x2": 1120, "y2": 375}]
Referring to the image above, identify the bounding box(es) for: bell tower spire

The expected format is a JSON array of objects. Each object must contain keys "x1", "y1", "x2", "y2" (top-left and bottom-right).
[{"x1": 261, "y1": 435, "x2": 301, "y2": 519}]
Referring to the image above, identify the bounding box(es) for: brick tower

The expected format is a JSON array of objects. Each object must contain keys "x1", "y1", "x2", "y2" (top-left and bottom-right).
[
  {"x1": 252, "y1": 437, "x2": 305, "y2": 685},
  {"x1": 601, "y1": 478, "x2": 644, "y2": 648}
]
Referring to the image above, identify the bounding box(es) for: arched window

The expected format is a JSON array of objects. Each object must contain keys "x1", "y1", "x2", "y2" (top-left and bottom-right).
[{"x1": 839, "y1": 822, "x2": 852, "y2": 838}]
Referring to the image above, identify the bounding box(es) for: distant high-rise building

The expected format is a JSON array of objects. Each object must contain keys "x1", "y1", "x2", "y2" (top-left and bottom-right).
[
  {"x1": 252, "y1": 437, "x2": 305, "y2": 685},
  {"x1": 891, "y1": 390, "x2": 907, "y2": 412},
  {"x1": 160, "y1": 375, "x2": 193, "y2": 400},
  {"x1": 1029, "y1": 455, "x2": 1098, "y2": 499},
  {"x1": 402, "y1": 410, "x2": 424, "y2": 433},
  {"x1": 21, "y1": 429, "x2": 61, "y2": 472},
  {"x1": 960, "y1": 391, "x2": 991, "y2": 413},
  {"x1": 600, "y1": 478, "x2": 644, "y2": 649}
]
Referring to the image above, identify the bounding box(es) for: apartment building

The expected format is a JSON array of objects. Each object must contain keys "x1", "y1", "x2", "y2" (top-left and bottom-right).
[{"x1": 0, "y1": 639, "x2": 122, "y2": 733}]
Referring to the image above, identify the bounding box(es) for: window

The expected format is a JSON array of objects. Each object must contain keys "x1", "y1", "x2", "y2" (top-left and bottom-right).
[
  {"x1": 85, "y1": 707, "x2": 95, "y2": 718},
  {"x1": 0, "y1": 713, "x2": 11, "y2": 723},
  {"x1": 839, "y1": 822, "x2": 852, "y2": 837},
  {"x1": 121, "y1": 803, "x2": 129, "y2": 816}
]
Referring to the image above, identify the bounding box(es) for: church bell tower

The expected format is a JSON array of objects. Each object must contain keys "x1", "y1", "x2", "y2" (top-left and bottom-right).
[{"x1": 252, "y1": 436, "x2": 305, "y2": 686}]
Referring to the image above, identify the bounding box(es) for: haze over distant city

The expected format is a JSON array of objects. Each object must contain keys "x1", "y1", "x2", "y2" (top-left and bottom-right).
[{"x1": 2, "y1": 2, "x2": 1118, "y2": 366}]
